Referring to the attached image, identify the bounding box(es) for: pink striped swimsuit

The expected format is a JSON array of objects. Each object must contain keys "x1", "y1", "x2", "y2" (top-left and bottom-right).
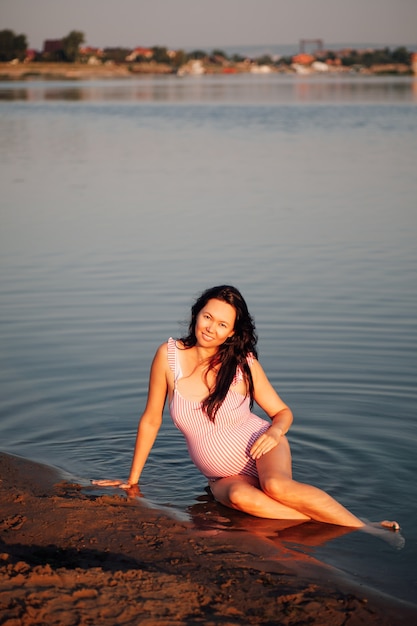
[{"x1": 168, "y1": 337, "x2": 270, "y2": 481}]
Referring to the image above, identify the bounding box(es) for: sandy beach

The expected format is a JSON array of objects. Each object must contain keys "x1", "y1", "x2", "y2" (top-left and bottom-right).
[
  {"x1": 0, "y1": 62, "x2": 135, "y2": 81},
  {"x1": 0, "y1": 452, "x2": 415, "y2": 625}
]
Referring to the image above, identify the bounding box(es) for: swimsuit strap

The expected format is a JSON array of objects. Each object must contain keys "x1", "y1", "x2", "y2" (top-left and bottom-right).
[{"x1": 167, "y1": 337, "x2": 182, "y2": 388}]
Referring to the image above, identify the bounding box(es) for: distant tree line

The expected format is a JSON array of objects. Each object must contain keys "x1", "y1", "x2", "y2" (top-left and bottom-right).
[
  {"x1": 0, "y1": 29, "x2": 85, "y2": 62},
  {"x1": 338, "y1": 46, "x2": 411, "y2": 67},
  {"x1": 0, "y1": 28, "x2": 413, "y2": 70},
  {"x1": 0, "y1": 29, "x2": 27, "y2": 61},
  {"x1": 275, "y1": 47, "x2": 411, "y2": 69},
  {"x1": 99, "y1": 46, "x2": 233, "y2": 67},
  {"x1": 34, "y1": 31, "x2": 86, "y2": 62}
]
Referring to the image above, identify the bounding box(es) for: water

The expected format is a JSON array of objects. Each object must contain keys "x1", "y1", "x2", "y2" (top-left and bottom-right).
[{"x1": 1, "y1": 74, "x2": 416, "y2": 606}]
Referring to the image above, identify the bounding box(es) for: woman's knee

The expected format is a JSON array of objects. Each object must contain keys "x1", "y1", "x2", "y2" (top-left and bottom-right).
[
  {"x1": 227, "y1": 481, "x2": 254, "y2": 508},
  {"x1": 261, "y1": 475, "x2": 293, "y2": 501},
  {"x1": 210, "y1": 478, "x2": 252, "y2": 509}
]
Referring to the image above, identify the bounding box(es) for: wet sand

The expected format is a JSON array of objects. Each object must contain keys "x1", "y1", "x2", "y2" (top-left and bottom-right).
[{"x1": 1, "y1": 452, "x2": 415, "y2": 625}]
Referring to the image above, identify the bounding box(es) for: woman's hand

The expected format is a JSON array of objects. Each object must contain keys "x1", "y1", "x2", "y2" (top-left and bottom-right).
[
  {"x1": 250, "y1": 426, "x2": 283, "y2": 460},
  {"x1": 91, "y1": 479, "x2": 142, "y2": 496},
  {"x1": 91, "y1": 479, "x2": 123, "y2": 487}
]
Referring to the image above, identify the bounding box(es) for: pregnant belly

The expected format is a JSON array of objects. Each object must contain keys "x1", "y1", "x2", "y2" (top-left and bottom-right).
[{"x1": 185, "y1": 420, "x2": 269, "y2": 479}]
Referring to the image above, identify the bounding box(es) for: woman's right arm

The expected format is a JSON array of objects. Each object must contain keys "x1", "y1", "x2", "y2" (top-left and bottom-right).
[
  {"x1": 126, "y1": 343, "x2": 169, "y2": 485},
  {"x1": 92, "y1": 343, "x2": 169, "y2": 490}
]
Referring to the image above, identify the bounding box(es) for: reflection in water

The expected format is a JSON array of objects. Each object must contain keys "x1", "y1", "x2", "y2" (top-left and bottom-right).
[
  {"x1": 184, "y1": 489, "x2": 360, "y2": 577},
  {"x1": 0, "y1": 88, "x2": 29, "y2": 101},
  {"x1": 0, "y1": 75, "x2": 416, "y2": 103}
]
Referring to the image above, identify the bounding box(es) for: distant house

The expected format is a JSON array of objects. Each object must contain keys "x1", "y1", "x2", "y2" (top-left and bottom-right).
[
  {"x1": 291, "y1": 53, "x2": 315, "y2": 66},
  {"x1": 79, "y1": 46, "x2": 104, "y2": 64},
  {"x1": 79, "y1": 46, "x2": 103, "y2": 57},
  {"x1": 177, "y1": 59, "x2": 205, "y2": 76},
  {"x1": 43, "y1": 39, "x2": 63, "y2": 54},
  {"x1": 125, "y1": 47, "x2": 153, "y2": 62}
]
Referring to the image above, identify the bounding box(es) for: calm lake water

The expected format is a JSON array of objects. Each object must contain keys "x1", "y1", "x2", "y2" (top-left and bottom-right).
[{"x1": 1, "y1": 74, "x2": 416, "y2": 606}]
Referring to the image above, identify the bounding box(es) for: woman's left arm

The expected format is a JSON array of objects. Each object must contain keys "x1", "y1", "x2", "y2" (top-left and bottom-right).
[{"x1": 249, "y1": 359, "x2": 293, "y2": 460}]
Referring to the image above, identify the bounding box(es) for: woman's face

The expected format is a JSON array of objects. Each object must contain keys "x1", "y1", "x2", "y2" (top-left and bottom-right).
[{"x1": 195, "y1": 298, "x2": 236, "y2": 349}]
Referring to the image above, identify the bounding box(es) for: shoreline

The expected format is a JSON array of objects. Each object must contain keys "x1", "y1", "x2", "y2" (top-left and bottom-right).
[
  {"x1": 1, "y1": 451, "x2": 416, "y2": 625},
  {"x1": 0, "y1": 61, "x2": 413, "y2": 82}
]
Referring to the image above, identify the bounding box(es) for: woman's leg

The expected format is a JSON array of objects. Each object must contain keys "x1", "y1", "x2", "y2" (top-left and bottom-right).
[
  {"x1": 209, "y1": 474, "x2": 310, "y2": 520},
  {"x1": 256, "y1": 437, "x2": 364, "y2": 527}
]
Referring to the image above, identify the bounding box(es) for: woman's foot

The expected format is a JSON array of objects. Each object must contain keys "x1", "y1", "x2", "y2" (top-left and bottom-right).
[
  {"x1": 380, "y1": 520, "x2": 400, "y2": 531},
  {"x1": 360, "y1": 520, "x2": 404, "y2": 550}
]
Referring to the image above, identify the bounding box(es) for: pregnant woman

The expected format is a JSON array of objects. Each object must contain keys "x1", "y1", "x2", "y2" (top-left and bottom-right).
[{"x1": 94, "y1": 284, "x2": 399, "y2": 531}]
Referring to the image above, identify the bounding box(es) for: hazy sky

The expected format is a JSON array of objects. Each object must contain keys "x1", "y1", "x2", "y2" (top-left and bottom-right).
[{"x1": 2, "y1": 0, "x2": 416, "y2": 51}]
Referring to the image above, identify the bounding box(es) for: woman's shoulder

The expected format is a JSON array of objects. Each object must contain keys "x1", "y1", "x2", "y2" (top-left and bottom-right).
[
  {"x1": 154, "y1": 338, "x2": 186, "y2": 363},
  {"x1": 152, "y1": 342, "x2": 169, "y2": 363}
]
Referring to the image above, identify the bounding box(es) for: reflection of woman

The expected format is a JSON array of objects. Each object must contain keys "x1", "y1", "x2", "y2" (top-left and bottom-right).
[{"x1": 95, "y1": 285, "x2": 399, "y2": 530}]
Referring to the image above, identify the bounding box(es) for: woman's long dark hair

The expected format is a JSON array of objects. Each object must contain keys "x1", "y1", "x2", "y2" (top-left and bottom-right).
[{"x1": 179, "y1": 285, "x2": 258, "y2": 422}]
